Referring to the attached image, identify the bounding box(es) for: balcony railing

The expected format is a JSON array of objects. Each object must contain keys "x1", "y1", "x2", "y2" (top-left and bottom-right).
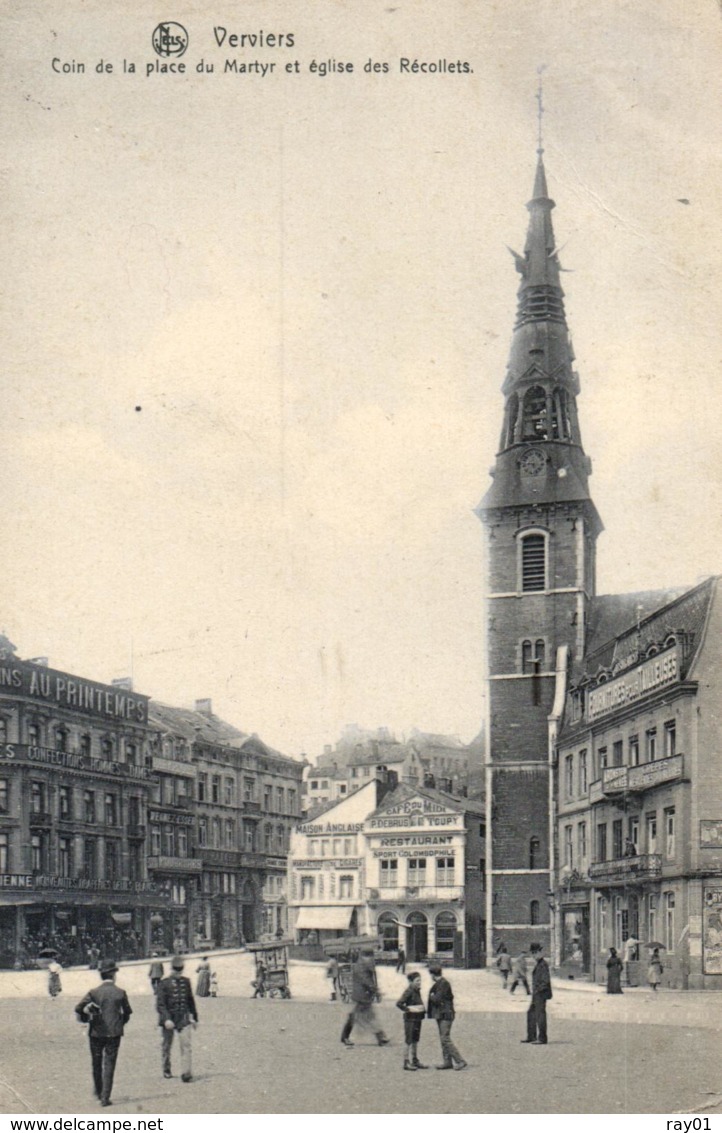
[
  {"x1": 243, "y1": 800, "x2": 261, "y2": 814},
  {"x1": 588, "y1": 853, "x2": 662, "y2": 885},
  {"x1": 366, "y1": 885, "x2": 465, "y2": 904}
]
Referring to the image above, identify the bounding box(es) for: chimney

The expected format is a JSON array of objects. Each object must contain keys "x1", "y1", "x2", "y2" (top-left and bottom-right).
[
  {"x1": 112, "y1": 676, "x2": 133, "y2": 691},
  {"x1": 195, "y1": 698, "x2": 213, "y2": 715}
]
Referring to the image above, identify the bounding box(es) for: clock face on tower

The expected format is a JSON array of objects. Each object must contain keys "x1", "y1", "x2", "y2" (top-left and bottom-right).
[{"x1": 520, "y1": 448, "x2": 545, "y2": 477}]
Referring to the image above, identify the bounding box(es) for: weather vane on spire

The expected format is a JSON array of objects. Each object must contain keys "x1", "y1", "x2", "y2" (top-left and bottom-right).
[{"x1": 536, "y1": 65, "x2": 547, "y2": 156}]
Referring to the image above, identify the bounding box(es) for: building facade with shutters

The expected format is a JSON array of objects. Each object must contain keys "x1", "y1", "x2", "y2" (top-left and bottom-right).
[{"x1": 0, "y1": 646, "x2": 157, "y2": 966}]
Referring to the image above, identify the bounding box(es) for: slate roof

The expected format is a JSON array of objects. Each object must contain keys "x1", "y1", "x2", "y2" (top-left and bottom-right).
[
  {"x1": 368, "y1": 780, "x2": 485, "y2": 819},
  {"x1": 148, "y1": 700, "x2": 299, "y2": 766}
]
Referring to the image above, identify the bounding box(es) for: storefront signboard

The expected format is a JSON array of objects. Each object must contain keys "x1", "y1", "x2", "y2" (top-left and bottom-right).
[
  {"x1": 0, "y1": 743, "x2": 152, "y2": 782},
  {"x1": 586, "y1": 646, "x2": 679, "y2": 722},
  {"x1": 0, "y1": 874, "x2": 157, "y2": 894},
  {"x1": 0, "y1": 660, "x2": 149, "y2": 722}
]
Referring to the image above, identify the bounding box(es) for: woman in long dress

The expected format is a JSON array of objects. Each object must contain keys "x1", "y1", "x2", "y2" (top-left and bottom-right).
[
  {"x1": 647, "y1": 948, "x2": 664, "y2": 992},
  {"x1": 606, "y1": 947, "x2": 623, "y2": 994},
  {"x1": 47, "y1": 961, "x2": 62, "y2": 998},
  {"x1": 195, "y1": 956, "x2": 211, "y2": 997}
]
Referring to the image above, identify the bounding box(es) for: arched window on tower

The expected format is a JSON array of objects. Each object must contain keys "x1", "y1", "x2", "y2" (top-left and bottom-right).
[
  {"x1": 504, "y1": 393, "x2": 519, "y2": 447},
  {"x1": 552, "y1": 387, "x2": 572, "y2": 440},
  {"x1": 529, "y1": 837, "x2": 541, "y2": 870},
  {"x1": 521, "y1": 639, "x2": 546, "y2": 674},
  {"x1": 520, "y1": 533, "x2": 547, "y2": 591},
  {"x1": 522, "y1": 385, "x2": 548, "y2": 440}
]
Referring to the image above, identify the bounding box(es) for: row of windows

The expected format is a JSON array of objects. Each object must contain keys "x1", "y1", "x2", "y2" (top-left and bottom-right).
[
  {"x1": 598, "y1": 892, "x2": 676, "y2": 952},
  {"x1": 563, "y1": 809, "x2": 676, "y2": 865},
  {"x1": 378, "y1": 910, "x2": 458, "y2": 952},
  {"x1": 379, "y1": 857, "x2": 456, "y2": 886},
  {"x1": 197, "y1": 816, "x2": 289, "y2": 854},
  {"x1": 0, "y1": 719, "x2": 144, "y2": 763},
  {"x1": 0, "y1": 831, "x2": 143, "y2": 879},
  {"x1": 15, "y1": 780, "x2": 135, "y2": 826},
  {"x1": 307, "y1": 836, "x2": 357, "y2": 857},
  {"x1": 197, "y1": 772, "x2": 297, "y2": 813},
  {"x1": 299, "y1": 874, "x2": 355, "y2": 900},
  {"x1": 563, "y1": 722, "x2": 677, "y2": 798}
]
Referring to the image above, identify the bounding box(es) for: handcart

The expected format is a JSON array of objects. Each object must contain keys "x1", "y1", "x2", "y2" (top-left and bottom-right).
[
  {"x1": 248, "y1": 938, "x2": 293, "y2": 998},
  {"x1": 323, "y1": 936, "x2": 382, "y2": 1003}
]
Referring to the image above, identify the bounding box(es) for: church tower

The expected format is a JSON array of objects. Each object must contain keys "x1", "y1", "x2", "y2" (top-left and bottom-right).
[{"x1": 476, "y1": 145, "x2": 603, "y2": 958}]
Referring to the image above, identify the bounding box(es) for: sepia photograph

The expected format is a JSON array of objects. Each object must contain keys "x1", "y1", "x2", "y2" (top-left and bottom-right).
[{"x1": 0, "y1": 0, "x2": 721, "y2": 1118}]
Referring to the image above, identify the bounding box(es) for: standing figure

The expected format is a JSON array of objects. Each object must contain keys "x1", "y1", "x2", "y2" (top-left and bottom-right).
[
  {"x1": 340, "y1": 947, "x2": 390, "y2": 1048},
  {"x1": 87, "y1": 946, "x2": 100, "y2": 971},
  {"x1": 606, "y1": 948, "x2": 624, "y2": 994},
  {"x1": 157, "y1": 955, "x2": 199, "y2": 1083},
  {"x1": 395, "y1": 947, "x2": 406, "y2": 974},
  {"x1": 148, "y1": 953, "x2": 164, "y2": 994},
  {"x1": 509, "y1": 951, "x2": 531, "y2": 996},
  {"x1": 521, "y1": 942, "x2": 552, "y2": 1046},
  {"x1": 647, "y1": 947, "x2": 664, "y2": 993},
  {"x1": 325, "y1": 956, "x2": 339, "y2": 1001},
  {"x1": 396, "y1": 971, "x2": 427, "y2": 1071},
  {"x1": 48, "y1": 960, "x2": 62, "y2": 998},
  {"x1": 427, "y1": 964, "x2": 467, "y2": 1071},
  {"x1": 496, "y1": 946, "x2": 512, "y2": 988},
  {"x1": 195, "y1": 956, "x2": 211, "y2": 997},
  {"x1": 210, "y1": 972, "x2": 218, "y2": 997},
  {"x1": 75, "y1": 959, "x2": 132, "y2": 1107},
  {"x1": 252, "y1": 961, "x2": 267, "y2": 998},
  {"x1": 622, "y1": 936, "x2": 639, "y2": 986}
]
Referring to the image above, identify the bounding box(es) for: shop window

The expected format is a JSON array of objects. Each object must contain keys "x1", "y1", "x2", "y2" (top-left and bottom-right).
[
  {"x1": 435, "y1": 911, "x2": 457, "y2": 952},
  {"x1": 530, "y1": 900, "x2": 540, "y2": 925},
  {"x1": 378, "y1": 911, "x2": 399, "y2": 952},
  {"x1": 520, "y1": 533, "x2": 547, "y2": 592},
  {"x1": 529, "y1": 837, "x2": 541, "y2": 869},
  {"x1": 664, "y1": 720, "x2": 676, "y2": 758}
]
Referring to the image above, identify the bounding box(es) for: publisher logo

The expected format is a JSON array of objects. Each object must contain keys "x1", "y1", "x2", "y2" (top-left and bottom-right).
[{"x1": 151, "y1": 22, "x2": 189, "y2": 58}]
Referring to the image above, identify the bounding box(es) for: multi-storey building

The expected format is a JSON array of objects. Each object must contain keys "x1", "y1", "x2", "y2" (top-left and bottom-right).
[
  {"x1": 476, "y1": 148, "x2": 602, "y2": 957},
  {"x1": 0, "y1": 644, "x2": 157, "y2": 966},
  {"x1": 288, "y1": 778, "x2": 486, "y2": 965},
  {"x1": 555, "y1": 577, "x2": 722, "y2": 989}
]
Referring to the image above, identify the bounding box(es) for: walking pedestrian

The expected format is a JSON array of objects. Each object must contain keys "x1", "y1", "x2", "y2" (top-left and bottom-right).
[
  {"x1": 148, "y1": 953, "x2": 164, "y2": 994},
  {"x1": 606, "y1": 947, "x2": 624, "y2": 994},
  {"x1": 427, "y1": 964, "x2": 467, "y2": 1071},
  {"x1": 509, "y1": 950, "x2": 531, "y2": 996},
  {"x1": 520, "y1": 942, "x2": 552, "y2": 1046},
  {"x1": 395, "y1": 947, "x2": 406, "y2": 974},
  {"x1": 647, "y1": 947, "x2": 664, "y2": 993},
  {"x1": 396, "y1": 972, "x2": 427, "y2": 1071},
  {"x1": 157, "y1": 955, "x2": 199, "y2": 1083},
  {"x1": 496, "y1": 946, "x2": 512, "y2": 988},
  {"x1": 325, "y1": 955, "x2": 340, "y2": 1001},
  {"x1": 195, "y1": 956, "x2": 211, "y2": 997},
  {"x1": 340, "y1": 947, "x2": 390, "y2": 1049},
  {"x1": 74, "y1": 959, "x2": 132, "y2": 1107},
  {"x1": 48, "y1": 960, "x2": 62, "y2": 998}
]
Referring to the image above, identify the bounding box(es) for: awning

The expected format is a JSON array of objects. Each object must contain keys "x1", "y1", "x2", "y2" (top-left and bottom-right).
[{"x1": 295, "y1": 906, "x2": 354, "y2": 930}]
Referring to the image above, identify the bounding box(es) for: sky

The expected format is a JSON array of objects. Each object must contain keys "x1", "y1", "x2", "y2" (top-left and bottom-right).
[{"x1": 2, "y1": 1, "x2": 721, "y2": 760}]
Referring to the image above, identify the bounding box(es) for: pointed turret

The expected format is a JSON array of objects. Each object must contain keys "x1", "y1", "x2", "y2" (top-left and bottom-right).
[{"x1": 477, "y1": 154, "x2": 602, "y2": 534}]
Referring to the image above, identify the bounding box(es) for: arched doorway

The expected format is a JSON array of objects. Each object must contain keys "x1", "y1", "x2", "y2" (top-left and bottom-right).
[{"x1": 407, "y1": 912, "x2": 428, "y2": 963}]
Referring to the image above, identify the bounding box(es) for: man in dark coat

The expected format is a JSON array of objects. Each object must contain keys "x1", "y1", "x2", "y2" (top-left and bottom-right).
[
  {"x1": 427, "y1": 964, "x2": 467, "y2": 1070},
  {"x1": 156, "y1": 955, "x2": 199, "y2": 1082},
  {"x1": 75, "y1": 959, "x2": 132, "y2": 1106},
  {"x1": 521, "y1": 942, "x2": 552, "y2": 1045},
  {"x1": 340, "y1": 948, "x2": 389, "y2": 1048}
]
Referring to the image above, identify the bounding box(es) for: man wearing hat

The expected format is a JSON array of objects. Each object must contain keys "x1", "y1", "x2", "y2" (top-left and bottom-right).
[
  {"x1": 156, "y1": 955, "x2": 199, "y2": 1082},
  {"x1": 74, "y1": 959, "x2": 132, "y2": 1107},
  {"x1": 520, "y1": 942, "x2": 552, "y2": 1046}
]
